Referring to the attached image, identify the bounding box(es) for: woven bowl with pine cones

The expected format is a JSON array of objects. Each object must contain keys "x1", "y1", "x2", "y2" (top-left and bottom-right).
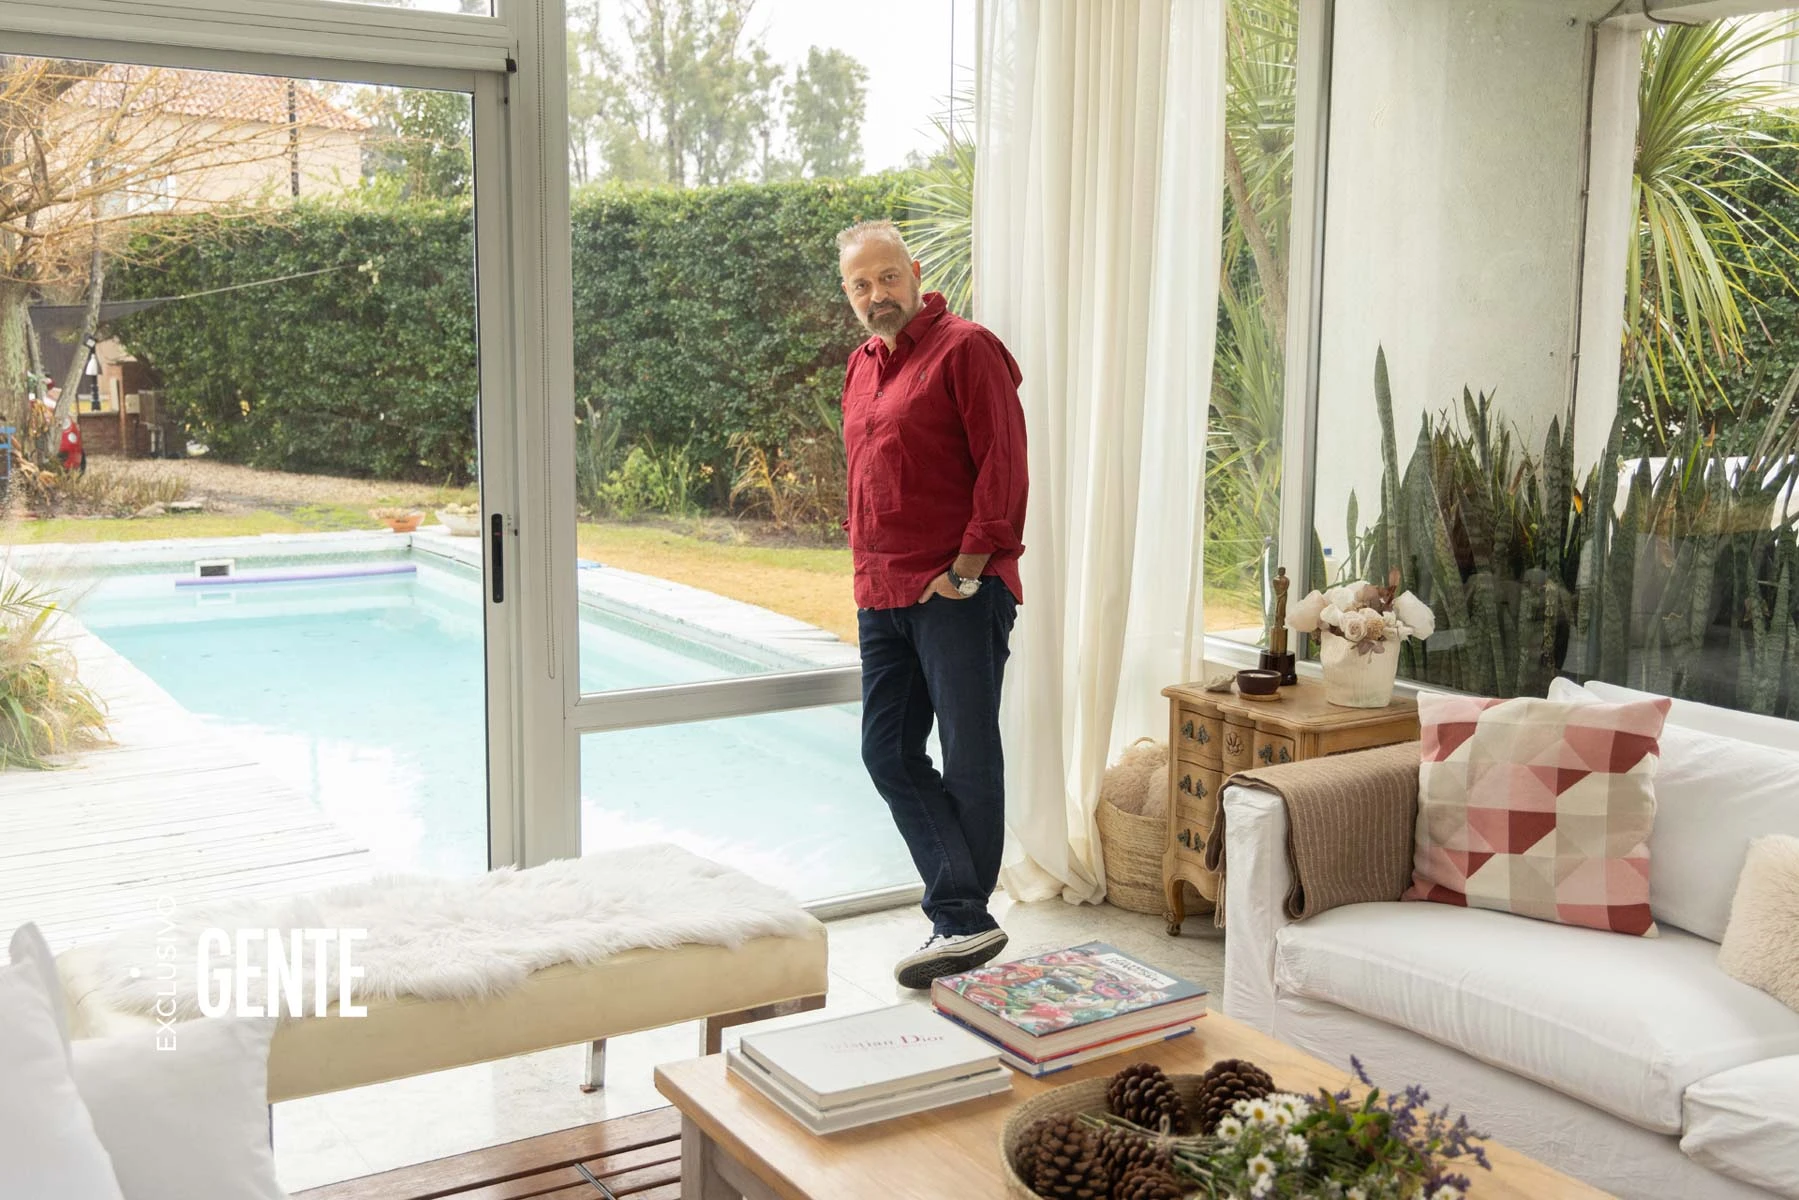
[{"x1": 999, "y1": 1073, "x2": 1208, "y2": 1200}]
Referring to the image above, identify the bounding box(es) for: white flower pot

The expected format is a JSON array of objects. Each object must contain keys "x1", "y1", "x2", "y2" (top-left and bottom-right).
[{"x1": 1319, "y1": 630, "x2": 1401, "y2": 708}]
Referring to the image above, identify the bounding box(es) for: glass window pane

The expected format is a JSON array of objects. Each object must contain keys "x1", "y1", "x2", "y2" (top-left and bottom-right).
[
  {"x1": 1205, "y1": 0, "x2": 1297, "y2": 641},
  {"x1": 1309, "y1": 3, "x2": 1799, "y2": 719},
  {"x1": 581, "y1": 709, "x2": 919, "y2": 904},
  {"x1": 0, "y1": 64, "x2": 487, "y2": 914},
  {"x1": 567, "y1": 0, "x2": 972, "y2": 692}
]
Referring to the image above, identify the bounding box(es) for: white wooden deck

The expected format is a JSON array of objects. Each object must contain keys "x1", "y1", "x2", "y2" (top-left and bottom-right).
[{"x1": 0, "y1": 618, "x2": 371, "y2": 952}]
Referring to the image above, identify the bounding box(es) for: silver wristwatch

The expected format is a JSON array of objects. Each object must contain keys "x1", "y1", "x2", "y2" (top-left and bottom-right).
[{"x1": 947, "y1": 567, "x2": 982, "y2": 597}]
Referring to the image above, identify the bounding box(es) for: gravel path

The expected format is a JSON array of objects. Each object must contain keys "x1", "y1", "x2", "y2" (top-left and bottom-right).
[{"x1": 100, "y1": 457, "x2": 471, "y2": 512}]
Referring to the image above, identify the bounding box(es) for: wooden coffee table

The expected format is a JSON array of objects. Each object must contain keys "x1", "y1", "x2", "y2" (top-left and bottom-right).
[{"x1": 654, "y1": 1009, "x2": 1613, "y2": 1200}]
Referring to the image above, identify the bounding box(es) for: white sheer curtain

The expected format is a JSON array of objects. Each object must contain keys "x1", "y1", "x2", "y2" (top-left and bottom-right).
[{"x1": 975, "y1": 0, "x2": 1226, "y2": 904}]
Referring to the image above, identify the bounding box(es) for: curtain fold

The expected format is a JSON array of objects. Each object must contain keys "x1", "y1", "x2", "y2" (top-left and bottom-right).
[{"x1": 975, "y1": 0, "x2": 1226, "y2": 905}]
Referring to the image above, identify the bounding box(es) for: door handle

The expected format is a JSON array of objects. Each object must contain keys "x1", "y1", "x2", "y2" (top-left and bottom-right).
[{"x1": 490, "y1": 512, "x2": 504, "y2": 604}]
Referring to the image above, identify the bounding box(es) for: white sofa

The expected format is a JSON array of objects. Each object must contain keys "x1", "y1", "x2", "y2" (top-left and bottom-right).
[{"x1": 1221, "y1": 680, "x2": 1799, "y2": 1200}]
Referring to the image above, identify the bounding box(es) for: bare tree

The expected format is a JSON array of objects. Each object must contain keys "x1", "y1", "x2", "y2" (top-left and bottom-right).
[{"x1": 0, "y1": 59, "x2": 290, "y2": 444}]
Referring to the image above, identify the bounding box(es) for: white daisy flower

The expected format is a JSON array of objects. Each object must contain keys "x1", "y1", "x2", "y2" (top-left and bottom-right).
[
  {"x1": 1284, "y1": 1132, "x2": 1309, "y2": 1161},
  {"x1": 1247, "y1": 1153, "x2": 1276, "y2": 1179},
  {"x1": 1243, "y1": 1098, "x2": 1273, "y2": 1124},
  {"x1": 1346, "y1": 1189, "x2": 1369, "y2": 1200},
  {"x1": 1251, "y1": 1178, "x2": 1274, "y2": 1199},
  {"x1": 1215, "y1": 1116, "x2": 1244, "y2": 1141},
  {"x1": 1431, "y1": 1187, "x2": 1465, "y2": 1200},
  {"x1": 1270, "y1": 1105, "x2": 1294, "y2": 1128}
]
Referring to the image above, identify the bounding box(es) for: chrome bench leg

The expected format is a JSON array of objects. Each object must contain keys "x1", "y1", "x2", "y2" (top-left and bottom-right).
[
  {"x1": 702, "y1": 994, "x2": 827, "y2": 1055},
  {"x1": 581, "y1": 1037, "x2": 606, "y2": 1093}
]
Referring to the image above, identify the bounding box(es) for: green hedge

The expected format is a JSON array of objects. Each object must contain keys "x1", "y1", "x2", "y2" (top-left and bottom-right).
[
  {"x1": 112, "y1": 202, "x2": 479, "y2": 482},
  {"x1": 110, "y1": 176, "x2": 908, "y2": 486}
]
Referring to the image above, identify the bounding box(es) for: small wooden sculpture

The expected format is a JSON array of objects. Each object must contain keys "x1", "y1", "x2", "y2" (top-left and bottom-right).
[{"x1": 1259, "y1": 567, "x2": 1298, "y2": 686}]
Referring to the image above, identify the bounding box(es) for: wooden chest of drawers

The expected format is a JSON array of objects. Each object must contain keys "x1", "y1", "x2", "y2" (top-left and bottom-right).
[{"x1": 1160, "y1": 677, "x2": 1418, "y2": 935}]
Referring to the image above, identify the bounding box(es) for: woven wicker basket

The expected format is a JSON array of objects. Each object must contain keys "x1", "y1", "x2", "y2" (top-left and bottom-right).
[
  {"x1": 1098, "y1": 798, "x2": 1166, "y2": 916},
  {"x1": 999, "y1": 1073, "x2": 1207, "y2": 1199}
]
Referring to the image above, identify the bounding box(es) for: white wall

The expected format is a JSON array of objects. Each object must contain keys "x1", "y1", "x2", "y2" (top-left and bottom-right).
[{"x1": 1311, "y1": 0, "x2": 1623, "y2": 576}]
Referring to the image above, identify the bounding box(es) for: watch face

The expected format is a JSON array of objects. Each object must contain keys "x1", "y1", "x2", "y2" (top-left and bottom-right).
[{"x1": 958, "y1": 578, "x2": 981, "y2": 595}]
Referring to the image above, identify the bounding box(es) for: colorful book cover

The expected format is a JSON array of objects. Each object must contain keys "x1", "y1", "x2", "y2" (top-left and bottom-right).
[{"x1": 933, "y1": 942, "x2": 1206, "y2": 1038}]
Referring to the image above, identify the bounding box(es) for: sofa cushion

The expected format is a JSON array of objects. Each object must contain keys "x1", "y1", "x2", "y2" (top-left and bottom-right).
[
  {"x1": 1583, "y1": 679, "x2": 1796, "y2": 752},
  {"x1": 1407, "y1": 693, "x2": 1669, "y2": 936},
  {"x1": 1548, "y1": 677, "x2": 1799, "y2": 942},
  {"x1": 1681, "y1": 1056, "x2": 1799, "y2": 1197},
  {"x1": 1273, "y1": 901, "x2": 1799, "y2": 1133}
]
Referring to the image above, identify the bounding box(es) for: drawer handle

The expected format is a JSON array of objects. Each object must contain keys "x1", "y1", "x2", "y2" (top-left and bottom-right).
[
  {"x1": 1196, "y1": 726, "x2": 1211, "y2": 744},
  {"x1": 1279, "y1": 746, "x2": 1292, "y2": 763},
  {"x1": 1179, "y1": 774, "x2": 1193, "y2": 796},
  {"x1": 1257, "y1": 744, "x2": 1273, "y2": 764},
  {"x1": 1178, "y1": 775, "x2": 1210, "y2": 800},
  {"x1": 1181, "y1": 719, "x2": 1196, "y2": 740},
  {"x1": 1177, "y1": 829, "x2": 1191, "y2": 848}
]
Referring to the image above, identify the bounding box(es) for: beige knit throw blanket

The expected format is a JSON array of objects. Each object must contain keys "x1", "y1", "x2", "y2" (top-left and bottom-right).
[{"x1": 1202, "y1": 741, "x2": 1421, "y2": 927}]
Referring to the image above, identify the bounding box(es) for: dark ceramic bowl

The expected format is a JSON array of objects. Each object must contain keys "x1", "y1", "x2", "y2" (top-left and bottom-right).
[{"x1": 1236, "y1": 668, "x2": 1282, "y2": 697}]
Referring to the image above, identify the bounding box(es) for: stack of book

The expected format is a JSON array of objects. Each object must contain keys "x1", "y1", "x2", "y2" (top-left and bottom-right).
[
  {"x1": 726, "y1": 1003, "x2": 1012, "y2": 1135},
  {"x1": 931, "y1": 942, "x2": 1208, "y2": 1078}
]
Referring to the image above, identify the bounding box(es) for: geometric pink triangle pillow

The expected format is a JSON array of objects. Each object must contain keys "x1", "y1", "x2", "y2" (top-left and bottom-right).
[{"x1": 1404, "y1": 693, "x2": 1672, "y2": 936}]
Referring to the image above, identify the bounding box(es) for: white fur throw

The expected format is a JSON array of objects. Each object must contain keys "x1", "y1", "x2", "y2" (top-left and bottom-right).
[
  {"x1": 66, "y1": 844, "x2": 816, "y2": 1021},
  {"x1": 1719, "y1": 835, "x2": 1799, "y2": 1013}
]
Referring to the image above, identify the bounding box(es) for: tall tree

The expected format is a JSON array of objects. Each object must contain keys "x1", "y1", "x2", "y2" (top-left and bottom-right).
[
  {"x1": 785, "y1": 47, "x2": 867, "y2": 179},
  {"x1": 567, "y1": 0, "x2": 779, "y2": 187}
]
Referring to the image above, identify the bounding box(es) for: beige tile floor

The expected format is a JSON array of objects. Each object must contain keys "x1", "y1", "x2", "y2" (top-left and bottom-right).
[{"x1": 272, "y1": 895, "x2": 1225, "y2": 1192}]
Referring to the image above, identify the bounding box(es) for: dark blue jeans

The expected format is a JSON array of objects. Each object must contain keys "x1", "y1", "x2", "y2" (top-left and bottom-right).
[{"x1": 858, "y1": 580, "x2": 1017, "y2": 938}]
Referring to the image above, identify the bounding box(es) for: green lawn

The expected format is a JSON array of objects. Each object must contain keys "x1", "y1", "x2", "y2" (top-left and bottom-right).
[{"x1": 9, "y1": 504, "x2": 378, "y2": 543}]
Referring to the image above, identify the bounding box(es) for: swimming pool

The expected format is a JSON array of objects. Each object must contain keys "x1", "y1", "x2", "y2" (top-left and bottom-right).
[{"x1": 58, "y1": 547, "x2": 915, "y2": 902}]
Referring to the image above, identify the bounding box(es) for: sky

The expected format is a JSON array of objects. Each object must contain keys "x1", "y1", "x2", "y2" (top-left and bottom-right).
[
  {"x1": 749, "y1": 0, "x2": 974, "y2": 171},
  {"x1": 352, "y1": 0, "x2": 973, "y2": 172}
]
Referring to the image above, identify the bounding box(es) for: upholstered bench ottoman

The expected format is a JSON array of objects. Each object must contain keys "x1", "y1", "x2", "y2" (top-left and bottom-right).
[{"x1": 53, "y1": 846, "x2": 830, "y2": 1100}]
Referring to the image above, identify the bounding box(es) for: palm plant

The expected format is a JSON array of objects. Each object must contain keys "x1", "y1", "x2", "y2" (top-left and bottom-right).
[
  {"x1": 898, "y1": 94, "x2": 974, "y2": 316},
  {"x1": 0, "y1": 570, "x2": 108, "y2": 769},
  {"x1": 1628, "y1": 16, "x2": 1799, "y2": 439}
]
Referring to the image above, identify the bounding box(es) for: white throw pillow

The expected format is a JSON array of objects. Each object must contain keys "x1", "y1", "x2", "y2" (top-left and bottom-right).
[
  {"x1": 0, "y1": 927, "x2": 125, "y2": 1200},
  {"x1": 71, "y1": 1017, "x2": 288, "y2": 1200},
  {"x1": 1550, "y1": 677, "x2": 1799, "y2": 940},
  {"x1": 1582, "y1": 679, "x2": 1796, "y2": 751},
  {"x1": 10, "y1": 921, "x2": 70, "y2": 1051},
  {"x1": 1718, "y1": 835, "x2": 1799, "y2": 1012}
]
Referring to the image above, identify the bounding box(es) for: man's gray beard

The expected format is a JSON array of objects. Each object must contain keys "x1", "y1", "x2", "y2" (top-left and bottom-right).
[{"x1": 867, "y1": 307, "x2": 908, "y2": 335}]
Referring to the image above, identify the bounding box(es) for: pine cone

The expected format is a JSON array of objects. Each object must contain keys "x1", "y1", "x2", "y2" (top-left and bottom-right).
[
  {"x1": 1193, "y1": 1057, "x2": 1275, "y2": 1133},
  {"x1": 1113, "y1": 1165, "x2": 1187, "y2": 1200},
  {"x1": 1015, "y1": 1115, "x2": 1112, "y2": 1200},
  {"x1": 1106, "y1": 1062, "x2": 1190, "y2": 1135},
  {"x1": 1096, "y1": 1125, "x2": 1171, "y2": 1181}
]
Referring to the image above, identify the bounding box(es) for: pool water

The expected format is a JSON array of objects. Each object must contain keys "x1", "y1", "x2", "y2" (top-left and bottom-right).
[{"x1": 68, "y1": 557, "x2": 915, "y2": 900}]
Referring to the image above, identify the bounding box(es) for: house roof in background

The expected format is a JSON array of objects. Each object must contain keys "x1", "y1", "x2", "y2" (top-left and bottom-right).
[{"x1": 71, "y1": 66, "x2": 368, "y2": 133}]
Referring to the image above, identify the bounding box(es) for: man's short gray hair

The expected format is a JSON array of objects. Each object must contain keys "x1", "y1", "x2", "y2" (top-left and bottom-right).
[{"x1": 837, "y1": 218, "x2": 911, "y2": 259}]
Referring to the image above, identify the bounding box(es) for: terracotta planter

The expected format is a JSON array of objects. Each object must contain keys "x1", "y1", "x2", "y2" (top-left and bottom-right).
[
  {"x1": 1319, "y1": 630, "x2": 1401, "y2": 708},
  {"x1": 382, "y1": 515, "x2": 423, "y2": 533}
]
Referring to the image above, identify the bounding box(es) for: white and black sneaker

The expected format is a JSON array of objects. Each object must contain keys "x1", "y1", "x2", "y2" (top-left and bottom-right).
[{"x1": 893, "y1": 928, "x2": 1009, "y2": 990}]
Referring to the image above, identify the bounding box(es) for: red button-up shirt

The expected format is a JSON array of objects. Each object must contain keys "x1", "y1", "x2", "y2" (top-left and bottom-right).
[{"x1": 842, "y1": 291, "x2": 1028, "y2": 611}]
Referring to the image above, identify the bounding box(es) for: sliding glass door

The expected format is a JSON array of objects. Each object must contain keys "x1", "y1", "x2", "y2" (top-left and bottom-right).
[{"x1": 559, "y1": 0, "x2": 976, "y2": 906}]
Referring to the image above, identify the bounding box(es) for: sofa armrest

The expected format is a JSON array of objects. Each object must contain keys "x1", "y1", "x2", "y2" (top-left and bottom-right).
[{"x1": 1220, "y1": 782, "x2": 1293, "y2": 1035}]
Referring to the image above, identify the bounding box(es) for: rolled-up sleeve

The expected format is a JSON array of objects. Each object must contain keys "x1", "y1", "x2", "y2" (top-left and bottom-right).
[{"x1": 952, "y1": 332, "x2": 1028, "y2": 556}]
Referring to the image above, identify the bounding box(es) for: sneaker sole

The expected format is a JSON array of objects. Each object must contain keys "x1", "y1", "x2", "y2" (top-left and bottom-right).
[{"x1": 894, "y1": 930, "x2": 1009, "y2": 990}]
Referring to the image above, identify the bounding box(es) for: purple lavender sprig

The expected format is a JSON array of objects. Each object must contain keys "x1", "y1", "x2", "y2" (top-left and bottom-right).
[{"x1": 1350, "y1": 1056, "x2": 1493, "y2": 1179}]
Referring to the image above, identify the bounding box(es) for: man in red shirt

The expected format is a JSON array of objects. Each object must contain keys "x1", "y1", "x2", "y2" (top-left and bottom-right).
[{"x1": 837, "y1": 219, "x2": 1028, "y2": 988}]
